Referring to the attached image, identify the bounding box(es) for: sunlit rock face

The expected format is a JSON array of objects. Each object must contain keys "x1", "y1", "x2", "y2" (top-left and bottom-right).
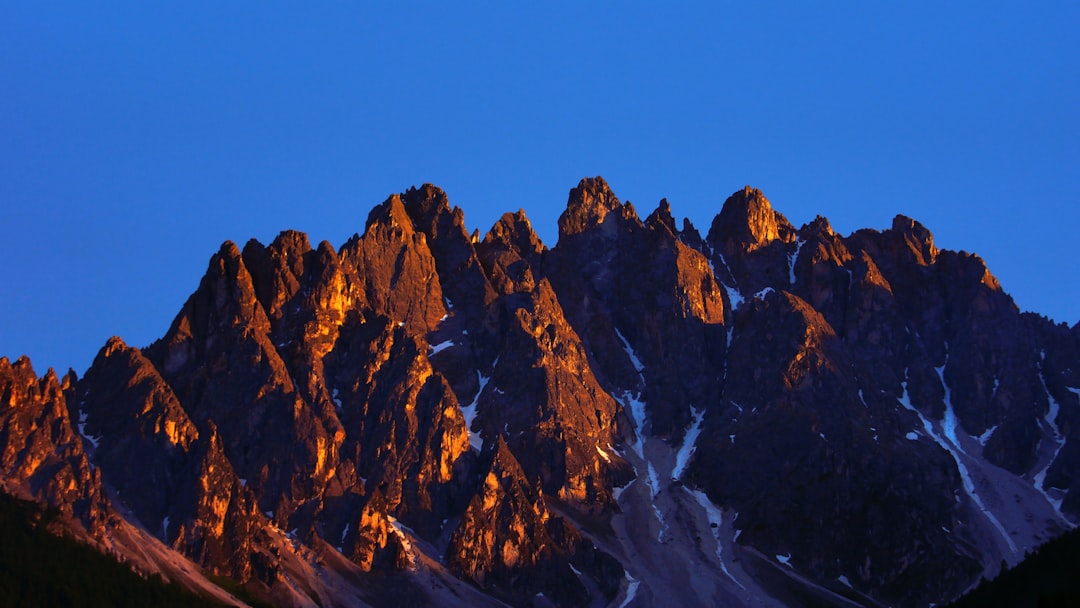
[
  {"x1": 2, "y1": 178, "x2": 1079, "y2": 608},
  {"x1": 0, "y1": 357, "x2": 105, "y2": 531}
]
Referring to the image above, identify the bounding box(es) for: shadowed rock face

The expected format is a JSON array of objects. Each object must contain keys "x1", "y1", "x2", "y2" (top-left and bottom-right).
[{"x1": 2, "y1": 177, "x2": 1079, "y2": 608}]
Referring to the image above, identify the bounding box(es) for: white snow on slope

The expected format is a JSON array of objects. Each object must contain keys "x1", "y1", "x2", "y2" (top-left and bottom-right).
[
  {"x1": 339, "y1": 523, "x2": 350, "y2": 550},
  {"x1": 1033, "y1": 353, "x2": 1068, "y2": 514},
  {"x1": 596, "y1": 445, "x2": 612, "y2": 463},
  {"x1": 935, "y1": 358, "x2": 968, "y2": 457},
  {"x1": 615, "y1": 328, "x2": 645, "y2": 375},
  {"x1": 686, "y1": 488, "x2": 745, "y2": 589},
  {"x1": 899, "y1": 371, "x2": 1017, "y2": 552},
  {"x1": 77, "y1": 408, "x2": 100, "y2": 449},
  {"x1": 671, "y1": 406, "x2": 705, "y2": 481},
  {"x1": 386, "y1": 516, "x2": 418, "y2": 571},
  {"x1": 619, "y1": 571, "x2": 640, "y2": 608},
  {"x1": 428, "y1": 340, "x2": 455, "y2": 356},
  {"x1": 459, "y1": 369, "x2": 491, "y2": 452},
  {"x1": 789, "y1": 239, "x2": 805, "y2": 285},
  {"x1": 615, "y1": 327, "x2": 650, "y2": 458},
  {"x1": 713, "y1": 250, "x2": 745, "y2": 309},
  {"x1": 646, "y1": 462, "x2": 661, "y2": 498},
  {"x1": 622, "y1": 391, "x2": 647, "y2": 459},
  {"x1": 652, "y1": 502, "x2": 667, "y2": 542}
]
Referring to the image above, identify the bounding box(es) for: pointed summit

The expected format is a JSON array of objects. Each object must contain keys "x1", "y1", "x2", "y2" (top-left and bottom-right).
[
  {"x1": 645, "y1": 198, "x2": 677, "y2": 235},
  {"x1": 708, "y1": 186, "x2": 795, "y2": 252},
  {"x1": 364, "y1": 193, "x2": 416, "y2": 238},
  {"x1": 558, "y1": 176, "x2": 629, "y2": 239},
  {"x1": 401, "y1": 183, "x2": 451, "y2": 220},
  {"x1": 890, "y1": 214, "x2": 938, "y2": 266}
]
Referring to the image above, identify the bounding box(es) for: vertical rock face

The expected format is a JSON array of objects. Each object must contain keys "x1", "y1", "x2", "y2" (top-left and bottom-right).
[
  {"x1": 2, "y1": 178, "x2": 1080, "y2": 608},
  {"x1": 706, "y1": 186, "x2": 797, "y2": 295},
  {"x1": 689, "y1": 291, "x2": 981, "y2": 605},
  {"x1": 447, "y1": 437, "x2": 620, "y2": 607},
  {"x1": 0, "y1": 357, "x2": 105, "y2": 530},
  {"x1": 474, "y1": 208, "x2": 633, "y2": 508},
  {"x1": 548, "y1": 178, "x2": 727, "y2": 440}
]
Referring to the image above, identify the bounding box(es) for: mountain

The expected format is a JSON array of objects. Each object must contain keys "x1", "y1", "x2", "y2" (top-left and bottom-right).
[{"x1": 2, "y1": 177, "x2": 1078, "y2": 607}]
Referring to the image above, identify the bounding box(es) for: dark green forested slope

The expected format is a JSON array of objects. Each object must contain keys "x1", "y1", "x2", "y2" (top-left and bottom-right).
[
  {"x1": 949, "y1": 527, "x2": 1080, "y2": 608},
  {"x1": 0, "y1": 493, "x2": 218, "y2": 608}
]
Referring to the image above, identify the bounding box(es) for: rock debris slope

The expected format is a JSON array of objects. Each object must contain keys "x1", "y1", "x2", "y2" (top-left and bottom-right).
[{"x1": 2, "y1": 177, "x2": 1079, "y2": 608}]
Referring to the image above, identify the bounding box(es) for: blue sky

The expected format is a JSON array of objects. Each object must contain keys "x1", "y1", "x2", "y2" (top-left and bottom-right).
[{"x1": 2, "y1": 3, "x2": 1078, "y2": 375}]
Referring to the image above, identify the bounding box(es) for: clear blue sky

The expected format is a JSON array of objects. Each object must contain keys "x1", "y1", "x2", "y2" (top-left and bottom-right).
[{"x1": 2, "y1": 3, "x2": 1078, "y2": 375}]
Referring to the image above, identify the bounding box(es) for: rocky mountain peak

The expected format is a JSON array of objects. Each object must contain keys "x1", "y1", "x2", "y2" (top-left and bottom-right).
[
  {"x1": 890, "y1": 214, "x2": 938, "y2": 265},
  {"x1": 365, "y1": 193, "x2": 417, "y2": 239},
  {"x1": 402, "y1": 183, "x2": 451, "y2": 218},
  {"x1": 558, "y1": 176, "x2": 633, "y2": 238},
  {"x1": 3, "y1": 178, "x2": 1079, "y2": 608},
  {"x1": 645, "y1": 198, "x2": 678, "y2": 235},
  {"x1": 708, "y1": 186, "x2": 795, "y2": 252},
  {"x1": 802, "y1": 214, "x2": 835, "y2": 237}
]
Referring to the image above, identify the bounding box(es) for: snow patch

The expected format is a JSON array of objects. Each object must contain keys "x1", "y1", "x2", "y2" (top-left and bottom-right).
[
  {"x1": 339, "y1": 523, "x2": 350, "y2": 549},
  {"x1": 428, "y1": 340, "x2": 455, "y2": 356},
  {"x1": 776, "y1": 553, "x2": 792, "y2": 566},
  {"x1": 899, "y1": 371, "x2": 1017, "y2": 553},
  {"x1": 935, "y1": 358, "x2": 968, "y2": 457},
  {"x1": 612, "y1": 482, "x2": 630, "y2": 503},
  {"x1": 386, "y1": 516, "x2": 418, "y2": 571},
  {"x1": 686, "y1": 488, "x2": 745, "y2": 589},
  {"x1": 905, "y1": 432, "x2": 919, "y2": 441},
  {"x1": 646, "y1": 462, "x2": 661, "y2": 498},
  {"x1": 459, "y1": 370, "x2": 490, "y2": 452},
  {"x1": 331, "y1": 388, "x2": 342, "y2": 411},
  {"x1": 615, "y1": 328, "x2": 645, "y2": 375},
  {"x1": 977, "y1": 426, "x2": 997, "y2": 447},
  {"x1": 620, "y1": 390, "x2": 648, "y2": 458},
  {"x1": 652, "y1": 503, "x2": 667, "y2": 542},
  {"x1": 838, "y1": 575, "x2": 852, "y2": 589},
  {"x1": 161, "y1": 516, "x2": 170, "y2": 538},
  {"x1": 76, "y1": 409, "x2": 100, "y2": 449},
  {"x1": 725, "y1": 285, "x2": 744, "y2": 310},
  {"x1": 671, "y1": 406, "x2": 704, "y2": 481},
  {"x1": 619, "y1": 571, "x2": 640, "y2": 608},
  {"x1": 752, "y1": 287, "x2": 775, "y2": 300},
  {"x1": 710, "y1": 250, "x2": 744, "y2": 309},
  {"x1": 788, "y1": 238, "x2": 805, "y2": 285},
  {"x1": 1033, "y1": 357, "x2": 1068, "y2": 514},
  {"x1": 596, "y1": 445, "x2": 612, "y2": 463}
]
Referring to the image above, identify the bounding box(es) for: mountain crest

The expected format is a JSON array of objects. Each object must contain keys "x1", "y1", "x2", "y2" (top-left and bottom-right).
[
  {"x1": 708, "y1": 186, "x2": 795, "y2": 252},
  {"x1": 558, "y1": 176, "x2": 637, "y2": 238},
  {"x1": 2, "y1": 177, "x2": 1078, "y2": 608}
]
